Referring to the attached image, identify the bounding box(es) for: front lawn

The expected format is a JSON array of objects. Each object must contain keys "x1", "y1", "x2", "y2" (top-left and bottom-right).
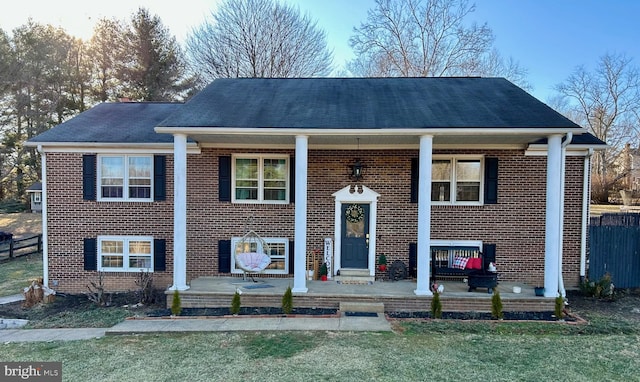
[
  {"x1": 0, "y1": 253, "x2": 43, "y2": 297},
  {"x1": 1, "y1": 322, "x2": 638, "y2": 381}
]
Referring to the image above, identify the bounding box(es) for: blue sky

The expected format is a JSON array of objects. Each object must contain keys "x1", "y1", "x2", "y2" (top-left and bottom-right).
[{"x1": 2, "y1": 0, "x2": 638, "y2": 102}]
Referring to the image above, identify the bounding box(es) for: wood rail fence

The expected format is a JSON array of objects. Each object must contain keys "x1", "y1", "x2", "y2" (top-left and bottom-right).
[{"x1": 0, "y1": 234, "x2": 43, "y2": 262}]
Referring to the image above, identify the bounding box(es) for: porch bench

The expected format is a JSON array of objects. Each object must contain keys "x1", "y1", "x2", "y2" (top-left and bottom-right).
[{"x1": 431, "y1": 251, "x2": 484, "y2": 281}]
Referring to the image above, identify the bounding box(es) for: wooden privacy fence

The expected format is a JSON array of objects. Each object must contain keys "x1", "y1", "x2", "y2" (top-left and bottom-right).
[
  {"x1": 0, "y1": 234, "x2": 43, "y2": 261},
  {"x1": 589, "y1": 213, "x2": 640, "y2": 288}
]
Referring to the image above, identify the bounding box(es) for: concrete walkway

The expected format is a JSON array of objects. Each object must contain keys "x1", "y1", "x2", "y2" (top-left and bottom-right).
[{"x1": 0, "y1": 314, "x2": 392, "y2": 343}]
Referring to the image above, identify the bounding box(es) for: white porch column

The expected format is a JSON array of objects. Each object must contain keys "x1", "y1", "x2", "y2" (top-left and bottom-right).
[
  {"x1": 415, "y1": 135, "x2": 433, "y2": 296},
  {"x1": 170, "y1": 133, "x2": 189, "y2": 291},
  {"x1": 293, "y1": 135, "x2": 308, "y2": 293},
  {"x1": 544, "y1": 134, "x2": 563, "y2": 297}
]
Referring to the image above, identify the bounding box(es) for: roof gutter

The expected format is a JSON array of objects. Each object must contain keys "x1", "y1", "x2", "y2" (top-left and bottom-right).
[{"x1": 154, "y1": 126, "x2": 587, "y2": 137}]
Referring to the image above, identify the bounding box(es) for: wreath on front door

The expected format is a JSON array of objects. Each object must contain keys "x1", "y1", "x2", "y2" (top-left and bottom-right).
[{"x1": 345, "y1": 204, "x2": 364, "y2": 223}]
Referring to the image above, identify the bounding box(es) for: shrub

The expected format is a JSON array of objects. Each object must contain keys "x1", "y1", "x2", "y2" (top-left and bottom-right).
[
  {"x1": 231, "y1": 290, "x2": 241, "y2": 315},
  {"x1": 430, "y1": 291, "x2": 442, "y2": 319},
  {"x1": 491, "y1": 289, "x2": 503, "y2": 319},
  {"x1": 282, "y1": 285, "x2": 293, "y2": 314},
  {"x1": 86, "y1": 272, "x2": 112, "y2": 307},
  {"x1": 555, "y1": 296, "x2": 565, "y2": 320},
  {"x1": 580, "y1": 273, "x2": 615, "y2": 300},
  {"x1": 171, "y1": 289, "x2": 182, "y2": 316},
  {"x1": 134, "y1": 270, "x2": 157, "y2": 304},
  {"x1": 319, "y1": 262, "x2": 328, "y2": 277}
]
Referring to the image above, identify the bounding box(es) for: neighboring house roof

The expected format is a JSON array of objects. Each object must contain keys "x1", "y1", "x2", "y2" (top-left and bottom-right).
[
  {"x1": 26, "y1": 182, "x2": 42, "y2": 192},
  {"x1": 158, "y1": 77, "x2": 581, "y2": 129},
  {"x1": 28, "y1": 102, "x2": 182, "y2": 144}
]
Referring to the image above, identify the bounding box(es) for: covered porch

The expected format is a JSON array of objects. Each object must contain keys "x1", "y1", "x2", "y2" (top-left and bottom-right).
[{"x1": 168, "y1": 276, "x2": 556, "y2": 313}]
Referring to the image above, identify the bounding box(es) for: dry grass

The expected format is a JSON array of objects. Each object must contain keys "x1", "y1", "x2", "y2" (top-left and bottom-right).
[
  {"x1": 0, "y1": 212, "x2": 42, "y2": 237},
  {"x1": 0, "y1": 328, "x2": 639, "y2": 381}
]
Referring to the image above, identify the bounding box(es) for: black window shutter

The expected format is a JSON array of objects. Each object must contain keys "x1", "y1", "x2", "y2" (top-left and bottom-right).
[
  {"x1": 154, "y1": 155, "x2": 166, "y2": 201},
  {"x1": 410, "y1": 158, "x2": 419, "y2": 203},
  {"x1": 219, "y1": 156, "x2": 231, "y2": 202},
  {"x1": 289, "y1": 156, "x2": 295, "y2": 203},
  {"x1": 218, "y1": 239, "x2": 231, "y2": 273},
  {"x1": 482, "y1": 243, "x2": 496, "y2": 270},
  {"x1": 288, "y1": 240, "x2": 295, "y2": 275},
  {"x1": 409, "y1": 242, "x2": 417, "y2": 278},
  {"x1": 154, "y1": 239, "x2": 166, "y2": 271},
  {"x1": 484, "y1": 157, "x2": 498, "y2": 204},
  {"x1": 84, "y1": 238, "x2": 97, "y2": 271},
  {"x1": 83, "y1": 155, "x2": 96, "y2": 200}
]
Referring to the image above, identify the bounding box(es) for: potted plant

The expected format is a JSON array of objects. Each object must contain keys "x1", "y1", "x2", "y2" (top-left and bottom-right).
[
  {"x1": 378, "y1": 254, "x2": 387, "y2": 272},
  {"x1": 319, "y1": 262, "x2": 328, "y2": 281}
]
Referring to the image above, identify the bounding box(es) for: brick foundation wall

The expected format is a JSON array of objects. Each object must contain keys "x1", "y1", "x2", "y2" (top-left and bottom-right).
[{"x1": 44, "y1": 148, "x2": 586, "y2": 293}]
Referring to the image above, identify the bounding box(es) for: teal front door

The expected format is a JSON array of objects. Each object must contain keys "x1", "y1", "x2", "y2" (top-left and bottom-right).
[{"x1": 341, "y1": 203, "x2": 369, "y2": 269}]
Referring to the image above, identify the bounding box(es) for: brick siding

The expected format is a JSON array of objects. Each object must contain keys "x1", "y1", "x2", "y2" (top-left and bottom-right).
[{"x1": 44, "y1": 148, "x2": 586, "y2": 293}]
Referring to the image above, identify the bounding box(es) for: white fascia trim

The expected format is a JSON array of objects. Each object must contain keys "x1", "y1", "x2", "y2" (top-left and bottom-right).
[
  {"x1": 199, "y1": 142, "x2": 527, "y2": 150},
  {"x1": 32, "y1": 143, "x2": 201, "y2": 154},
  {"x1": 525, "y1": 145, "x2": 603, "y2": 157},
  {"x1": 155, "y1": 126, "x2": 586, "y2": 137}
]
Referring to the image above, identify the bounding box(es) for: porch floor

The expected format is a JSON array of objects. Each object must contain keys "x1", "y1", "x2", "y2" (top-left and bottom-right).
[{"x1": 170, "y1": 277, "x2": 556, "y2": 313}]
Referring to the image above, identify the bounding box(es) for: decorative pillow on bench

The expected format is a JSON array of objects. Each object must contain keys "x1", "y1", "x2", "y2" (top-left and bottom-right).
[
  {"x1": 452, "y1": 256, "x2": 469, "y2": 269},
  {"x1": 466, "y1": 257, "x2": 482, "y2": 270}
]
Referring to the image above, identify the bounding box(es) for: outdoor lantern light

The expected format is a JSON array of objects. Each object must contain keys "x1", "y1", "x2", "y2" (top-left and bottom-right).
[{"x1": 350, "y1": 158, "x2": 364, "y2": 181}]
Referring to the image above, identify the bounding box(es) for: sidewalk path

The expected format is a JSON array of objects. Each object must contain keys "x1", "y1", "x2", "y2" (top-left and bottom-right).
[{"x1": 0, "y1": 314, "x2": 392, "y2": 343}]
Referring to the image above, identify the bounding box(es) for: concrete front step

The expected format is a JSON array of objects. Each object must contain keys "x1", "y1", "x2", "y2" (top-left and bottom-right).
[
  {"x1": 338, "y1": 269, "x2": 371, "y2": 277},
  {"x1": 340, "y1": 301, "x2": 385, "y2": 313}
]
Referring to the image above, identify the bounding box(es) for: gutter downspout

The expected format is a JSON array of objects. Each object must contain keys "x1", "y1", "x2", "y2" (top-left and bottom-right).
[
  {"x1": 558, "y1": 132, "x2": 573, "y2": 298},
  {"x1": 580, "y1": 148, "x2": 594, "y2": 282},
  {"x1": 37, "y1": 145, "x2": 48, "y2": 288}
]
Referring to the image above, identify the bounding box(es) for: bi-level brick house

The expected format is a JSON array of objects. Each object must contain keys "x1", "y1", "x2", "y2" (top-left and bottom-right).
[{"x1": 27, "y1": 77, "x2": 605, "y2": 299}]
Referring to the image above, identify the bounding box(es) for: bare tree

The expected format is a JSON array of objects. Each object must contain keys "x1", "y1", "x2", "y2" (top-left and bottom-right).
[
  {"x1": 348, "y1": 0, "x2": 529, "y2": 89},
  {"x1": 555, "y1": 53, "x2": 640, "y2": 201},
  {"x1": 186, "y1": 0, "x2": 333, "y2": 85}
]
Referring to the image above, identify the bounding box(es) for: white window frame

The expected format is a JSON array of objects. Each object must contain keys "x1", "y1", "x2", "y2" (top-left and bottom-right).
[
  {"x1": 230, "y1": 237, "x2": 289, "y2": 275},
  {"x1": 231, "y1": 154, "x2": 289, "y2": 204},
  {"x1": 97, "y1": 154, "x2": 153, "y2": 202},
  {"x1": 33, "y1": 193, "x2": 41, "y2": 203},
  {"x1": 98, "y1": 236, "x2": 154, "y2": 272},
  {"x1": 432, "y1": 155, "x2": 484, "y2": 205}
]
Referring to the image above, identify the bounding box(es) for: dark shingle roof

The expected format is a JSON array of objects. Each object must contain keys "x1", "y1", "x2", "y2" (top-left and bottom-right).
[
  {"x1": 29, "y1": 102, "x2": 182, "y2": 144},
  {"x1": 159, "y1": 77, "x2": 581, "y2": 129}
]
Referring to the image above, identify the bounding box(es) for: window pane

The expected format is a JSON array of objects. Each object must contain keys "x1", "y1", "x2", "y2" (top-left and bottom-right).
[
  {"x1": 235, "y1": 158, "x2": 258, "y2": 179},
  {"x1": 264, "y1": 159, "x2": 286, "y2": 181},
  {"x1": 456, "y1": 160, "x2": 481, "y2": 181},
  {"x1": 236, "y1": 188, "x2": 258, "y2": 200},
  {"x1": 129, "y1": 157, "x2": 151, "y2": 178},
  {"x1": 457, "y1": 182, "x2": 480, "y2": 201},
  {"x1": 129, "y1": 241, "x2": 151, "y2": 255},
  {"x1": 101, "y1": 157, "x2": 124, "y2": 198},
  {"x1": 432, "y1": 160, "x2": 451, "y2": 181},
  {"x1": 102, "y1": 255, "x2": 123, "y2": 268},
  {"x1": 101, "y1": 157, "x2": 124, "y2": 178},
  {"x1": 102, "y1": 240, "x2": 123, "y2": 254},
  {"x1": 129, "y1": 256, "x2": 151, "y2": 268},
  {"x1": 235, "y1": 240, "x2": 258, "y2": 254},
  {"x1": 431, "y1": 182, "x2": 451, "y2": 201},
  {"x1": 267, "y1": 242, "x2": 286, "y2": 257},
  {"x1": 264, "y1": 189, "x2": 286, "y2": 201}
]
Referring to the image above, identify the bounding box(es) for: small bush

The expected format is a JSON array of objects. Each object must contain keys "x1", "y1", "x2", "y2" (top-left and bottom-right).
[
  {"x1": 580, "y1": 273, "x2": 615, "y2": 299},
  {"x1": 170, "y1": 290, "x2": 182, "y2": 316},
  {"x1": 134, "y1": 270, "x2": 157, "y2": 304},
  {"x1": 231, "y1": 290, "x2": 241, "y2": 315},
  {"x1": 491, "y1": 289, "x2": 503, "y2": 319},
  {"x1": 282, "y1": 286, "x2": 293, "y2": 315},
  {"x1": 430, "y1": 291, "x2": 442, "y2": 319},
  {"x1": 86, "y1": 272, "x2": 112, "y2": 307},
  {"x1": 555, "y1": 296, "x2": 565, "y2": 320}
]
